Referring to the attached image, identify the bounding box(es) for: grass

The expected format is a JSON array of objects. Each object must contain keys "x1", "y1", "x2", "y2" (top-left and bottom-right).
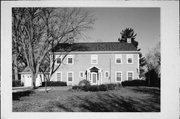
[{"x1": 13, "y1": 86, "x2": 160, "y2": 112}]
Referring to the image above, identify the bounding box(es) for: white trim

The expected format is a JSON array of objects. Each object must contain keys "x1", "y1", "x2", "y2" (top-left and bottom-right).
[
  {"x1": 79, "y1": 71, "x2": 84, "y2": 78},
  {"x1": 115, "y1": 71, "x2": 122, "y2": 82},
  {"x1": 137, "y1": 54, "x2": 140, "y2": 79},
  {"x1": 67, "y1": 71, "x2": 74, "y2": 83},
  {"x1": 115, "y1": 54, "x2": 122, "y2": 64},
  {"x1": 91, "y1": 72, "x2": 98, "y2": 85},
  {"x1": 127, "y1": 71, "x2": 134, "y2": 81},
  {"x1": 67, "y1": 55, "x2": 74, "y2": 65},
  {"x1": 104, "y1": 71, "x2": 109, "y2": 78},
  {"x1": 126, "y1": 54, "x2": 133, "y2": 64},
  {"x1": 56, "y1": 71, "x2": 62, "y2": 81},
  {"x1": 54, "y1": 51, "x2": 141, "y2": 55},
  {"x1": 91, "y1": 54, "x2": 98, "y2": 64}
]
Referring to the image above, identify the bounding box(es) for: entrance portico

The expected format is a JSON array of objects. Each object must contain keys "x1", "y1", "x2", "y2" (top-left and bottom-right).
[{"x1": 85, "y1": 66, "x2": 102, "y2": 85}]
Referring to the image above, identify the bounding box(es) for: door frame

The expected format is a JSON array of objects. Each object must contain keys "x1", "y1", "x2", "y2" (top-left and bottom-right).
[{"x1": 91, "y1": 72, "x2": 97, "y2": 85}]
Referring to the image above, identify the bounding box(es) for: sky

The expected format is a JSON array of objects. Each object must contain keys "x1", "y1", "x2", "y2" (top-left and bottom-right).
[{"x1": 78, "y1": 8, "x2": 160, "y2": 55}]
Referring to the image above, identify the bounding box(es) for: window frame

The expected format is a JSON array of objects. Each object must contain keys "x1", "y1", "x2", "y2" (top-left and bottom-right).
[
  {"x1": 56, "y1": 71, "x2": 62, "y2": 81},
  {"x1": 91, "y1": 55, "x2": 98, "y2": 64},
  {"x1": 67, "y1": 71, "x2": 74, "y2": 82},
  {"x1": 55, "y1": 55, "x2": 63, "y2": 65},
  {"x1": 115, "y1": 71, "x2": 122, "y2": 82},
  {"x1": 126, "y1": 54, "x2": 133, "y2": 64},
  {"x1": 104, "y1": 71, "x2": 109, "y2": 78},
  {"x1": 67, "y1": 55, "x2": 74, "y2": 65},
  {"x1": 115, "y1": 54, "x2": 122, "y2": 64},
  {"x1": 79, "y1": 71, "x2": 84, "y2": 78},
  {"x1": 127, "y1": 71, "x2": 134, "y2": 81}
]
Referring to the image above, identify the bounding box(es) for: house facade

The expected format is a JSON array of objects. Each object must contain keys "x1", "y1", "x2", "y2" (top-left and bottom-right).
[{"x1": 50, "y1": 42, "x2": 140, "y2": 86}]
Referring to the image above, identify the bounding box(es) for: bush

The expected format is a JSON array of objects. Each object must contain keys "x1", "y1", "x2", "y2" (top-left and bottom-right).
[
  {"x1": 72, "y1": 83, "x2": 122, "y2": 92},
  {"x1": 12, "y1": 80, "x2": 24, "y2": 87},
  {"x1": 78, "y1": 79, "x2": 90, "y2": 86},
  {"x1": 41, "y1": 81, "x2": 67, "y2": 87},
  {"x1": 121, "y1": 80, "x2": 147, "y2": 87}
]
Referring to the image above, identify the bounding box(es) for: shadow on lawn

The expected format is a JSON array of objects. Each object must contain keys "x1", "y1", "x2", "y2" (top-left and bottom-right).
[
  {"x1": 74, "y1": 93, "x2": 160, "y2": 112},
  {"x1": 13, "y1": 90, "x2": 34, "y2": 100}
]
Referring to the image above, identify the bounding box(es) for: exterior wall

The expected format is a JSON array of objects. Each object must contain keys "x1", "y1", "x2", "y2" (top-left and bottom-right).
[
  {"x1": 50, "y1": 51, "x2": 139, "y2": 85},
  {"x1": 21, "y1": 73, "x2": 44, "y2": 87}
]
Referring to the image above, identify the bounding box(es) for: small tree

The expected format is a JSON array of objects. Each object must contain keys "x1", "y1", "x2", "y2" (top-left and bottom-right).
[{"x1": 145, "y1": 42, "x2": 160, "y2": 87}]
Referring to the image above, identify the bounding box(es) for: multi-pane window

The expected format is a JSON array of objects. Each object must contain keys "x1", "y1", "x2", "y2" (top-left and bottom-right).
[
  {"x1": 127, "y1": 72, "x2": 133, "y2": 80},
  {"x1": 79, "y1": 71, "x2": 84, "y2": 78},
  {"x1": 116, "y1": 71, "x2": 122, "y2": 82},
  {"x1": 91, "y1": 55, "x2": 98, "y2": 64},
  {"x1": 56, "y1": 55, "x2": 62, "y2": 64},
  {"x1": 104, "y1": 71, "x2": 109, "y2": 78},
  {"x1": 67, "y1": 72, "x2": 73, "y2": 82},
  {"x1": 67, "y1": 55, "x2": 73, "y2": 64},
  {"x1": 115, "y1": 54, "x2": 122, "y2": 64},
  {"x1": 127, "y1": 54, "x2": 133, "y2": 64},
  {"x1": 56, "y1": 72, "x2": 62, "y2": 81}
]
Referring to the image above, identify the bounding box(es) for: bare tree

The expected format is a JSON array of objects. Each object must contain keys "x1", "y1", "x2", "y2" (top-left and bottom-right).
[{"x1": 12, "y1": 7, "x2": 95, "y2": 88}]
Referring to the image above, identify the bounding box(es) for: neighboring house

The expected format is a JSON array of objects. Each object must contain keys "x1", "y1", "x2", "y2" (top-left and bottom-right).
[
  {"x1": 20, "y1": 67, "x2": 45, "y2": 87},
  {"x1": 50, "y1": 40, "x2": 140, "y2": 85}
]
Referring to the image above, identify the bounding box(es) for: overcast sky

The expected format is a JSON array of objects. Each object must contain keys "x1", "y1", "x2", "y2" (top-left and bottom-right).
[{"x1": 78, "y1": 8, "x2": 160, "y2": 55}]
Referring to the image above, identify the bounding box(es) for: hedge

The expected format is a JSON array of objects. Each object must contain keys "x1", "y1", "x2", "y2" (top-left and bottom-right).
[
  {"x1": 12, "y1": 80, "x2": 24, "y2": 87},
  {"x1": 78, "y1": 79, "x2": 90, "y2": 86},
  {"x1": 41, "y1": 81, "x2": 67, "y2": 87},
  {"x1": 72, "y1": 83, "x2": 122, "y2": 92},
  {"x1": 121, "y1": 80, "x2": 147, "y2": 86}
]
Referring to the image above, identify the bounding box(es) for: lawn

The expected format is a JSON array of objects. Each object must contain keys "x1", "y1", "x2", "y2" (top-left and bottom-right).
[{"x1": 13, "y1": 86, "x2": 160, "y2": 112}]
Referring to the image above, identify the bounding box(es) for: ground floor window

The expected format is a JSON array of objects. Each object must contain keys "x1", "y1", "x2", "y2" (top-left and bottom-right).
[
  {"x1": 56, "y1": 72, "x2": 62, "y2": 81},
  {"x1": 127, "y1": 71, "x2": 134, "y2": 80},
  {"x1": 115, "y1": 71, "x2": 122, "y2": 82},
  {"x1": 104, "y1": 71, "x2": 109, "y2": 78},
  {"x1": 67, "y1": 72, "x2": 73, "y2": 82},
  {"x1": 79, "y1": 71, "x2": 84, "y2": 78}
]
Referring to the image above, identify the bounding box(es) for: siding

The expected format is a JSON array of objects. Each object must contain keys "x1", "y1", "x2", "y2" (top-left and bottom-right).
[{"x1": 50, "y1": 52, "x2": 139, "y2": 85}]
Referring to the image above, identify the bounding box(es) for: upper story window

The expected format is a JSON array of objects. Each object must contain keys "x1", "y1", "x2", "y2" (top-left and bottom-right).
[
  {"x1": 91, "y1": 55, "x2": 98, "y2": 64},
  {"x1": 127, "y1": 54, "x2": 133, "y2": 64},
  {"x1": 104, "y1": 71, "x2": 109, "y2": 78},
  {"x1": 127, "y1": 71, "x2": 134, "y2": 80},
  {"x1": 55, "y1": 55, "x2": 62, "y2": 65},
  {"x1": 115, "y1": 71, "x2": 122, "y2": 82},
  {"x1": 67, "y1": 55, "x2": 74, "y2": 65},
  {"x1": 115, "y1": 54, "x2": 122, "y2": 64}
]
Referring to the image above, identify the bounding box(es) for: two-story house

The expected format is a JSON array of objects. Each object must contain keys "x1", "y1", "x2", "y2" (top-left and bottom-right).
[{"x1": 50, "y1": 41, "x2": 140, "y2": 86}]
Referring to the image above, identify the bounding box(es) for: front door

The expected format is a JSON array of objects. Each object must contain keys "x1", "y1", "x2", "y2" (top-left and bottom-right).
[{"x1": 91, "y1": 72, "x2": 97, "y2": 85}]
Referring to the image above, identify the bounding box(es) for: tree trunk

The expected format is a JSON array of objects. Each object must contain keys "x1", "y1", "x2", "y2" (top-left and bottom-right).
[
  {"x1": 13, "y1": 54, "x2": 19, "y2": 81},
  {"x1": 31, "y1": 72, "x2": 37, "y2": 89}
]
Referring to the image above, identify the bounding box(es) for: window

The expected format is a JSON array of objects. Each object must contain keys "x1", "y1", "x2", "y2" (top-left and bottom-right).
[
  {"x1": 127, "y1": 71, "x2": 134, "y2": 80},
  {"x1": 67, "y1": 72, "x2": 73, "y2": 82},
  {"x1": 91, "y1": 55, "x2": 98, "y2": 64},
  {"x1": 67, "y1": 55, "x2": 74, "y2": 64},
  {"x1": 79, "y1": 71, "x2": 84, "y2": 78},
  {"x1": 115, "y1": 54, "x2": 122, "y2": 64},
  {"x1": 127, "y1": 54, "x2": 133, "y2": 64},
  {"x1": 56, "y1": 55, "x2": 62, "y2": 64},
  {"x1": 104, "y1": 71, "x2": 109, "y2": 78},
  {"x1": 56, "y1": 72, "x2": 62, "y2": 81},
  {"x1": 115, "y1": 71, "x2": 122, "y2": 82}
]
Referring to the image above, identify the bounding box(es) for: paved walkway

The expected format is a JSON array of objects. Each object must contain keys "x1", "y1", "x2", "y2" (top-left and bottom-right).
[{"x1": 12, "y1": 87, "x2": 33, "y2": 93}]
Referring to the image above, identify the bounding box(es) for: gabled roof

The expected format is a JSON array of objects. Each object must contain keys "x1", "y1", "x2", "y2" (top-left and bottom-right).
[
  {"x1": 21, "y1": 67, "x2": 31, "y2": 73},
  {"x1": 52, "y1": 42, "x2": 138, "y2": 52}
]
